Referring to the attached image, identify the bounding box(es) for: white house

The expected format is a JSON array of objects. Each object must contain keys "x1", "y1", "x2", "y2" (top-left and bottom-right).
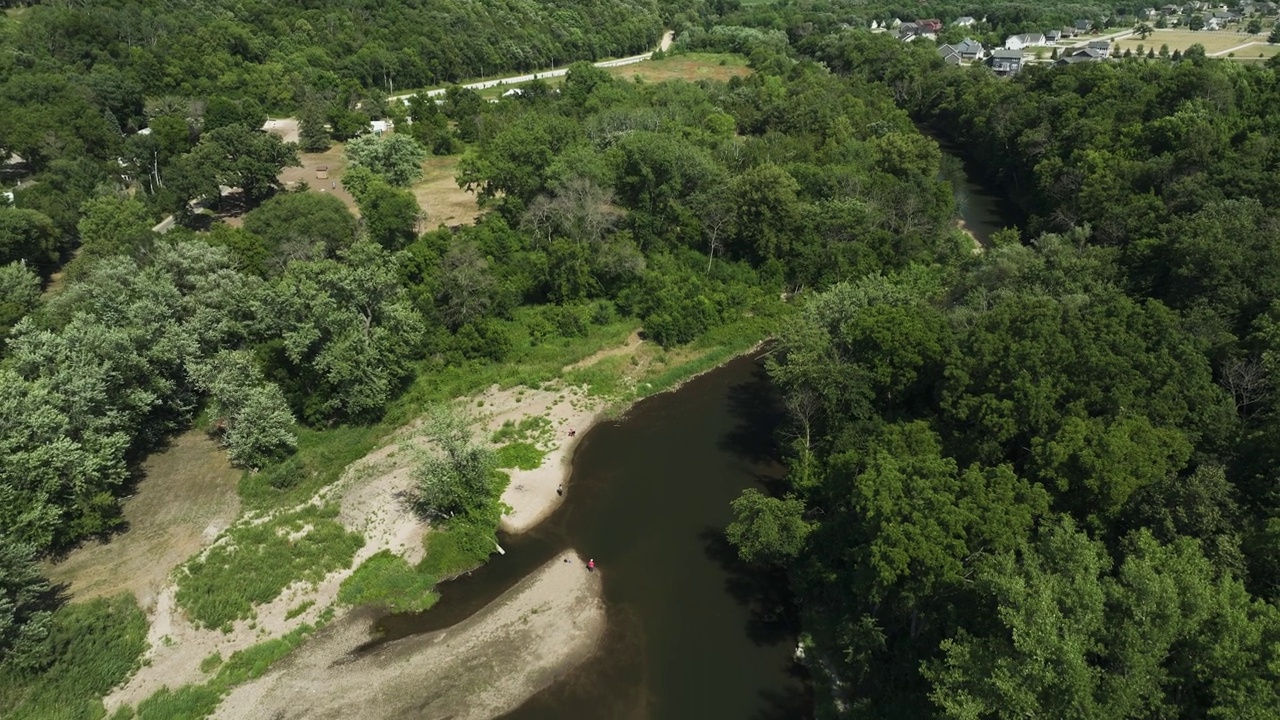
[
  {"x1": 369, "y1": 119, "x2": 389, "y2": 135},
  {"x1": 954, "y1": 16, "x2": 977, "y2": 27},
  {"x1": 1005, "y1": 33, "x2": 1047, "y2": 50}
]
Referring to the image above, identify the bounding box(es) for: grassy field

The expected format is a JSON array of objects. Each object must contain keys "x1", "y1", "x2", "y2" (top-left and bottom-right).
[
  {"x1": 1114, "y1": 28, "x2": 1277, "y2": 55},
  {"x1": 605, "y1": 52, "x2": 751, "y2": 84},
  {"x1": 412, "y1": 155, "x2": 480, "y2": 228},
  {"x1": 46, "y1": 430, "x2": 242, "y2": 605}
]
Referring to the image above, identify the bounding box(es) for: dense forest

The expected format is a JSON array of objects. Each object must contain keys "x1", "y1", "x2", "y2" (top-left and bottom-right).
[
  {"x1": 4, "y1": 0, "x2": 1280, "y2": 716},
  {"x1": 0, "y1": 0, "x2": 972, "y2": 711},
  {"x1": 704, "y1": 7, "x2": 1280, "y2": 720}
]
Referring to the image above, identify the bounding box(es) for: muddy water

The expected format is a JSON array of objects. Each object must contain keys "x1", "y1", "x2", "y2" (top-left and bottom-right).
[{"x1": 369, "y1": 354, "x2": 810, "y2": 719}]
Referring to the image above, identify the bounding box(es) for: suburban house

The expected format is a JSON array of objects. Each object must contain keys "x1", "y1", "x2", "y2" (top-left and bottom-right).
[
  {"x1": 988, "y1": 48, "x2": 1024, "y2": 75},
  {"x1": 1005, "y1": 33, "x2": 1047, "y2": 50},
  {"x1": 1203, "y1": 15, "x2": 1224, "y2": 28},
  {"x1": 898, "y1": 21, "x2": 918, "y2": 38},
  {"x1": 917, "y1": 18, "x2": 943, "y2": 33},
  {"x1": 954, "y1": 16, "x2": 977, "y2": 27},
  {"x1": 1075, "y1": 18, "x2": 1095, "y2": 32},
  {"x1": 1141, "y1": 7, "x2": 1161, "y2": 19},
  {"x1": 1046, "y1": 29, "x2": 1063, "y2": 42},
  {"x1": 1056, "y1": 47, "x2": 1108, "y2": 65},
  {"x1": 937, "y1": 38, "x2": 986, "y2": 64},
  {"x1": 1087, "y1": 39, "x2": 1112, "y2": 56}
]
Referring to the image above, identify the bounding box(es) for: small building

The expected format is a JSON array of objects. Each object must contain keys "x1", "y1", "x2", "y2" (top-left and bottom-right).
[
  {"x1": 369, "y1": 119, "x2": 389, "y2": 135},
  {"x1": 1087, "y1": 39, "x2": 1112, "y2": 56},
  {"x1": 1075, "y1": 18, "x2": 1095, "y2": 32},
  {"x1": 1005, "y1": 33, "x2": 1047, "y2": 50},
  {"x1": 988, "y1": 48, "x2": 1024, "y2": 75},
  {"x1": 1046, "y1": 29, "x2": 1063, "y2": 42},
  {"x1": 954, "y1": 16, "x2": 977, "y2": 27}
]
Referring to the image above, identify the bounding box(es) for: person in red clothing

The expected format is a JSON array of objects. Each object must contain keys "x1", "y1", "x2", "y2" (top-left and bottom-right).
[{"x1": 587, "y1": 558, "x2": 595, "y2": 571}]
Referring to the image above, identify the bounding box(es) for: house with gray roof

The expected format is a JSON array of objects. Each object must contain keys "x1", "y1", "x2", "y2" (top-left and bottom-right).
[{"x1": 988, "y1": 48, "x2": 1024, "y2": 75}]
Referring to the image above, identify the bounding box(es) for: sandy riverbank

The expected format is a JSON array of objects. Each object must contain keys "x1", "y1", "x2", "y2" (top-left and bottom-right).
[{"x1": 211, "y1": 550, "x2": 604, "y2": 720}]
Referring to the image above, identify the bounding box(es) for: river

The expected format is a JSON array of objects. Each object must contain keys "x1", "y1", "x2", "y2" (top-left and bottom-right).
[
  {"x1": 368, "y1": 353, "x2": 810, "y2": 719},
  {"x1": 931, "y1": 133, "x2": 1015, "y2": 247}
]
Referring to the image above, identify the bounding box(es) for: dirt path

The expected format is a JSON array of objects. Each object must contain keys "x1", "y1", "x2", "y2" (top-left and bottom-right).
[{"x1": 211, "y1": 550, "x2": 604, "y2": 720}]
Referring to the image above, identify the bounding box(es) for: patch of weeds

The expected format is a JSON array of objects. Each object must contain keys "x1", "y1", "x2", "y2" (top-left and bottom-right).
[
  {"x1": 418, "y1": 517, "x2": 500, "y2": 579},
  {"x1": 490, "y1": 415, "x2": 553, "y2": 445},
  {"x1": 493, "y1": 442, "x2": 546, "y2": 470},
  {"x1": 129, "y1": 624, "x2": 317, "y2": 720},
  {"x1": 199, "y1": 652, "x2": 223, "y2": 674},
  {"x1": 284, "y1": 600, "x2": 315, "y2": 620},
  {"x1": 176, "y1": 504, "x2": 364, "y2": 628},
  {"x1": 0, "y1": 594, "x2": 148, "y2": 720},
  {"x1": 338, "y1": 551, "x2": 440, "y2": 613}
]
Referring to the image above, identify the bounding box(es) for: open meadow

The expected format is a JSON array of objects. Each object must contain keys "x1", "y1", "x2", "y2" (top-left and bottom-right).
[{"x1": 1114, "y1": 27, "x2": 1279, "y2": 57}]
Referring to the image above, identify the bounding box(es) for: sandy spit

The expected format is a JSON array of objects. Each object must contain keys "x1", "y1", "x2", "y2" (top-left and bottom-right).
[{"x1": 211, "y1": 550, "x2": 604, "y2": 720}]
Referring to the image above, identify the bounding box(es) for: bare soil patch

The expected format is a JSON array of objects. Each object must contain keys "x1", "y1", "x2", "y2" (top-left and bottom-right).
[
  {"x1": 276, "y1": 143, "x2": 359, "y2": 215},
  {"x1": 46, "y1": 430, "x2": 241, "y2": 608},
  {"x1": 211, "y1": 550, "x2": 604, "y2": 720}
]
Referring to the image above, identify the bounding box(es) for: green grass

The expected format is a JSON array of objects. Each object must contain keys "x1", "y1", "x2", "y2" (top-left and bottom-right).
[
  {"x1": 176, "y1": 504, "x2": 364, "y2": 628},
  {"x1": 284, "y1": 600, "x2": 315, "y2": 620},
  {"x1": 338, "y1": 550, "x2": 440, "y2": 613},
  {"x1": 198, "y1": 652, "x2": 223, "y2": 674},
  {"x1": 0, "y1": 595, "x2": 148, "y2": 720},
  {"x1": 493, "y1": 441, "x2": 546, "y2": 470},
  {"x1": 562, "y1": 354, "x2": 632, "y2": 397},
  {"x1": 125, "y1": 624, "x2": 320, "y2": 720},
  {"x1": 385, "y1": 317, "x2": 637, "y2": 426},
  {"x1": 240, "y1": 425, "x2": 383, "y2": 511},
  {"x1": 490, "y1": 415, "x2": 554, "y2": 445},
  {"x1": 418, "y1": 518, "x2": 501, "y2": 579}
]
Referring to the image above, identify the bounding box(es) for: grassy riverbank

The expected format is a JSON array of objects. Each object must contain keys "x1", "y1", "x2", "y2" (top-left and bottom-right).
[{"x1": 81, "y1": 304, "x2": 785, "y2": 719}]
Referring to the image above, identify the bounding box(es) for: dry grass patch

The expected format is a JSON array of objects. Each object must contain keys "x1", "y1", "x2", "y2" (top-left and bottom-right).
[
  {"x1": 609, "y1": 52, "x2": 751, "y2": 83},
  {"x1": 46, "y1": 430, "x2": 241, "y2": 607},
  {"x1": 277, "y1": 143, "x2": 359, "y2": 215},
  {"x1": 1114, "y1": 28, "x2": 1268, "y2": 54},
  {"x1": 413, "y1": 154, "x2": 481, "y2": 228}
]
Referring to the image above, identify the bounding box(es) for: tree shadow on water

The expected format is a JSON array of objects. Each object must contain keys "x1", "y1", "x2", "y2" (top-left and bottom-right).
[
  {"x1": 753, "y1": 679, "x2": 814, "y2": 720},
  {"x1": 718, "y1": 360, "x2": 789, "y2": 471},
  {"x1": 699, "y1": 527, "x2": 802, "y2": 649}
]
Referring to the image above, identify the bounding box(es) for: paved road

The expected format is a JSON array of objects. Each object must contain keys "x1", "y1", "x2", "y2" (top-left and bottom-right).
[{"x1": 392, "y1": 30, "x2": 674, "y2": 102}]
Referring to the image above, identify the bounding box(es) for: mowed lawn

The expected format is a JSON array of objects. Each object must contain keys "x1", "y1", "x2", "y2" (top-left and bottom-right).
[{"x1": 1114, "y1": 27, "x2": 1277, "y2": 55}]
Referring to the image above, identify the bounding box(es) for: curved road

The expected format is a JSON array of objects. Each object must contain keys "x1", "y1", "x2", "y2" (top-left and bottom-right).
[{"x1": 392, "y1": 30, "x2": 674, "y2": 102}]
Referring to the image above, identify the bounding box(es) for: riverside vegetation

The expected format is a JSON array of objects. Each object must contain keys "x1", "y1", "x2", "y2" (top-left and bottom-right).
[
  {"x1": 12, "y1": 0, "x2": 1277, "y2": 716},
  {"x1": 0, "y1": 1, "x2": 969, "y2": 715}
]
